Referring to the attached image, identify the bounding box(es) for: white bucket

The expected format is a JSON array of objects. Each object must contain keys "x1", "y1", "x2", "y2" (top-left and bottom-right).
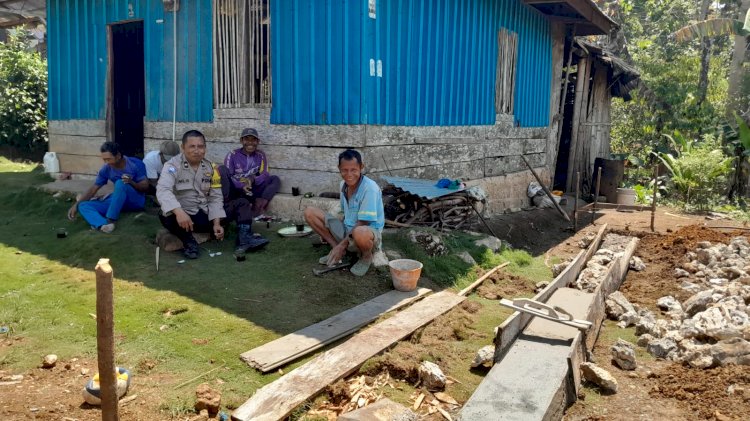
[
  {"x1": 616, "y1": 188, "x2": 636, "y2": 205},
  {"x1": 43, "y1": 152, "x2": 60, "y2": 173}
]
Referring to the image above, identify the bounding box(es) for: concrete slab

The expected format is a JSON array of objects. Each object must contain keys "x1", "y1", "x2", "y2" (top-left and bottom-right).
[
  {"x1": 338, "y1": 398, "x2": 417, "y2": 421},
  {"x1": 38, "y1": 180, "x2": 338, "y2": 221},
  {"x1": 39, "y1": 179, "x2": 112, "y2": 198},
  {"x1": 460, "y1": 287, "x2": 594, "y2": 421}
]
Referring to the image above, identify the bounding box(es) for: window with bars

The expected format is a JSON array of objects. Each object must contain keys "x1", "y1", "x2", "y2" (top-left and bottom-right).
[
  {"x1": 495, "y1": 28, "x2": 518, "y2": 116},
  {"x1": 213, "y1": 0, "x2": 271, "y2": 108}
]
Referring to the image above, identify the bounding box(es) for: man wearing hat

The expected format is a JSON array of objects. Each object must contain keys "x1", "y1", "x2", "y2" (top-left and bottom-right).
[
  {"x1": 142, "y1": 140, "x2": 181, "y2": 195},
  {"x1": 220, "y1": 128, "x2": 281, "y2": 220}
]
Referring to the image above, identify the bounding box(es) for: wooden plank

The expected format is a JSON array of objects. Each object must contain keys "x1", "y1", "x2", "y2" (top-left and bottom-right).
[
  {"x1": 231, "y1": 291, "x2": 465, "y2": 421},
  {"x1": 240, "y1": 288, "x2": 432, "y2": 372},
  {"x1": 495, "y1": 224, "x2": 607, "y2": 360}
]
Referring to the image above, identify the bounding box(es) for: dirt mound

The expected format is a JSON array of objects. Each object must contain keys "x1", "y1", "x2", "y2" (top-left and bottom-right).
[
  {"x1": 477, "y1": 273, "x2": 536, "y2": 300},
  {"x1": 619, "y1": 225, "x2": 736, "y2": 310},
  {"x1": 651, "y1": 363, "x2": 750, "y2": 419}
]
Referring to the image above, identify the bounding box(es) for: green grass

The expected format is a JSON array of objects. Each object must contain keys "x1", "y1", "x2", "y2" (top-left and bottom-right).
[{"x1": 0, "y1": 156, "x2": 553, "y2": 416}]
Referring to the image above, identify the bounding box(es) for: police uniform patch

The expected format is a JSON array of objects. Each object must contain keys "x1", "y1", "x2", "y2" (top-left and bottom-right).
[{"x1": 168, "y1": 165, "x2": 177, "y2": 174}]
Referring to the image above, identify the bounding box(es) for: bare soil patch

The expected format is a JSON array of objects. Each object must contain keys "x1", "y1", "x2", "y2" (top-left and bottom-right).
[{"x1": 565, "y1": 225, "x2": 750, "y2": 421}]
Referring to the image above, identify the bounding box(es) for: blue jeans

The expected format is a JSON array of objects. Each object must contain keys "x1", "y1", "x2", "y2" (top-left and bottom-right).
[{"x1": 78, "y1": 180, "x2": 145, "y2": 229}]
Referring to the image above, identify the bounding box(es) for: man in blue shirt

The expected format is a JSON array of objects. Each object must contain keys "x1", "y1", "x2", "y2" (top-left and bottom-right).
[
  {"x1": 67, "y1": 142, "x2": 148, "y2": 233},
  {"x1": 304, "y1": 149, "x2": 384, "y2": 276}
]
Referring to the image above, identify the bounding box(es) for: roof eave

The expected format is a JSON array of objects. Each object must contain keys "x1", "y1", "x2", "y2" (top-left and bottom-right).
[{"x1": 522, "y1": 0, "x2": 616, "y2": 36}]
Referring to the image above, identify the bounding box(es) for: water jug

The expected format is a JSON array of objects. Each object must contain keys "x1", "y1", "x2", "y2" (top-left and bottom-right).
[{"x1": 43, "y1": 152, "x2": 60, "y2": 173}]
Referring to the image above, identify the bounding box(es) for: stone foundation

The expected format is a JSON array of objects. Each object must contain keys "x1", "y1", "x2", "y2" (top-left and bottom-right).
[{"x1": 49, "y1": 108, "x2": 553, "y2": 215}]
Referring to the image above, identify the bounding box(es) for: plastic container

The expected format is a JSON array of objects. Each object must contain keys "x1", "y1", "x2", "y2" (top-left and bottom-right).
[
  {"x1": 616, "y1": 188, "x2": 636, "y2": 205},
  {"x1": 389, "y1": 259, "x2": 423, "y2": 292},
  {"x1": 43, "y1": 152, "x2": 60, "y2": 173}
]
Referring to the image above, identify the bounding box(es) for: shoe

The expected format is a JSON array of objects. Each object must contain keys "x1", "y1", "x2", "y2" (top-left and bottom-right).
[
  {"x1": 183, "y1": 241, "x2": 200, "y2": 259},
  {"x1": 254, "y1": 214, "x2": 272, "y2": 222},
  {"x1": 99, "y1": 223, "x2": 115, "y2": 234},
  {"x1": 319, "y1": 253, "x2": 331, "y2": 265},
  {"x1": 350, "y1": 257, "x2": 372, "y2": 277},
  {"x1": 236, "y1": 224, "x2": 270, "y2": 253}
]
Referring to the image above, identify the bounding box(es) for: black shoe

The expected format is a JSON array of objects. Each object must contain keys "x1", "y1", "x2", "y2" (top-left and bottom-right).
[
  {"x1": 183, "y1": 241, "x2": 200, "y2": 259},
  {"x1": 236, "y1": 235, "x2": 269, "y2": 253}
]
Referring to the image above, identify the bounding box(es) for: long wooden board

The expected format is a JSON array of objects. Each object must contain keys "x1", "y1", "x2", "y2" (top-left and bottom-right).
[
  {"x1": 231, "y1": 291, "x2": 465, "y2": 421},
  {"x1": 240, "y1": 288, "x2": 432, "y2": 372}
]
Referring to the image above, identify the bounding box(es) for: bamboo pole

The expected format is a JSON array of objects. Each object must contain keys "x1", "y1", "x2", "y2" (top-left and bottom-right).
[
  {"x1": 96, "y1": 259, "x2": 118, "y2": 421},
  {"x1": 651, "y1": 165, "x2": 659, "y2": 232},
  {"x1": 458, "y1": 262, "x2": 510, "y2": 297}
]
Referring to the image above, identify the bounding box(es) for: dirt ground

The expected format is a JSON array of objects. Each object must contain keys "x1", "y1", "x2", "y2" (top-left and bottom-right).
[
  {"x1": 564, "y1": 224, "x2": 750, "y2": 421},
  {"x1": 2, "y1": 205, "x2": 748, "y2": 420}
]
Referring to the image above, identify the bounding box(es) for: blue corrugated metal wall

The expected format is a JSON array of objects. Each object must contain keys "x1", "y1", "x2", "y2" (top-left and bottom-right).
[
  {"x1": 47, "y1": 0, "x2": 212, "y2": 122},
  {"x1": 271, "y1": 0, "x2": 551, "y2": 127}
]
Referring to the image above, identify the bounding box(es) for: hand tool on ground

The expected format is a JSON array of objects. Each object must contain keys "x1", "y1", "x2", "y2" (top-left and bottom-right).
[
  {"x1": 313, "y1": 262, "x2": 352, "y2": 276},
  {"x1": 499, "y1": 298, "x2": 592, "y2": 331}
]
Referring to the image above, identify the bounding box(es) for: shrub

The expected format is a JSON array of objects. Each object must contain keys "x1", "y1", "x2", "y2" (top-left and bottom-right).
[
  {"x1": 0, "y1": 29, "x2": 47, "y2": 153},
  {"x1": 657, "y1": 134, "x2": 734, "y2": 209}
]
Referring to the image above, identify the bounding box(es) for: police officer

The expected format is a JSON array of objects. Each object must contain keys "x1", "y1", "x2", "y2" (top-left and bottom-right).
[{"x1": 156, "y1": 130, "x2": 226, "y2": 259}]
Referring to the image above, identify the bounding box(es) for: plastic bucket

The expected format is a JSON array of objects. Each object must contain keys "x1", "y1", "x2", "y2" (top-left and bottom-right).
[
  {"x1": 43, "y1": 152, "x2": 59, "y2": 173},
  {"x1": 389, "y1": 259, "x2": 423, "y2": 292},
  {"x1": 616, "y1": 188, "x2": 636, "y2": 205}
]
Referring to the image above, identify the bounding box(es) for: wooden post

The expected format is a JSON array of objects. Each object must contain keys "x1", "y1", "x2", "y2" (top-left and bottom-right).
[
  {"x1": 95, "y1": 259, "x2": 119, "y2": 421},
  {"x1": 573, "y1": 172, "x2": 580, "y2": 231},
  {"x1": 592, "y1": 167, "x2": 602, "y2": 225},
  {"x1": 566, "y1": 56, "x2": 590, "y2": 192},
  {"x1": 651, "y1": 165, "x2": 659, "y2": 232}
]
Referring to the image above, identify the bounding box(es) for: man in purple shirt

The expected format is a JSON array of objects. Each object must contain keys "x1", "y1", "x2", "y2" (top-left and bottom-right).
[
  {"x1": 220, "y1": 128, "x2": 281, "y2": 220},
  {"x1": 66, "y1": 141, "x2": 148, "y2": 233}
]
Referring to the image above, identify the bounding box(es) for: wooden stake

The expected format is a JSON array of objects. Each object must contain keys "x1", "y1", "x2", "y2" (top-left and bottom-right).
[
  {"x1": 95, "y1": 258, "x2": 118, "y2": 421},
  {"x1": 458, "y1": 262, "x2": 510, "y2": 297},
  {"x1": 573, "y1": 172, "x2": 580, "y2": 231},
  {"x1": 651, "y1": 165, "x2": 659, "y2": 232},
  {"x1": 592, "y1": 166, "x2": 602, "y2": 225}
]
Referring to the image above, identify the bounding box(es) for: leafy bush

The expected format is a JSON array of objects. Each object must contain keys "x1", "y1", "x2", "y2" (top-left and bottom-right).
[
  {"x1": 0, "y1": 29, "x2": 47, "y2": 152},
  {"x1": 657, "y1": 133, "x2": 734, "y2": 209}
]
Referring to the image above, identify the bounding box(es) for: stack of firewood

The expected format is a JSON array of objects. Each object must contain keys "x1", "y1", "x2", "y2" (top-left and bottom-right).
[{"x1": 383, "y1": 187, "x2": 485, "y2": 230}]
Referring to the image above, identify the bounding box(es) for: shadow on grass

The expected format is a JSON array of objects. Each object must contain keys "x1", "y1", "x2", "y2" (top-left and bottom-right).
[{"x1": 0, "y1": 164, "x2": 505, "y2": 338}]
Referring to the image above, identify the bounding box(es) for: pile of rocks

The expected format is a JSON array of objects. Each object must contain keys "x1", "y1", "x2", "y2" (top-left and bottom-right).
[
  {"x1": 606, "y1": 236, "x2": 750, "y2": 368},
  {"x1": 574, "y1": 234, "x2": 642, "y2": 293}
]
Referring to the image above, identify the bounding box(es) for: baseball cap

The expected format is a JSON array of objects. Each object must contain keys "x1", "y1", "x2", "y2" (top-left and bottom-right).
[
  {"x1": 160, "y1": 141, "x2": 180, "y2": 160},
  {"x1": 240, "y1": 128, "x2": 260, "y2": 140}
]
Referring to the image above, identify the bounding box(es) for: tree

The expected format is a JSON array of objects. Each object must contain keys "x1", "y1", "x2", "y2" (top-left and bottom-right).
[{"x1": 0, "y1": 29, "x2": 47, "y2": 154}]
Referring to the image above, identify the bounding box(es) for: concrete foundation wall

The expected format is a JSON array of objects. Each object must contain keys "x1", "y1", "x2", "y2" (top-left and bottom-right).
[{"x1": 49, "y1": 108, "x2": 553, "y2": 214}]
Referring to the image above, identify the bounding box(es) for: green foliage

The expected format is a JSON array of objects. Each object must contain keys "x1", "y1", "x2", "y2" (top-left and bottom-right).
[
  {"x1": 656, "y1": 134, "x2": 734, "y2": 209},
  {"x1": 0, "y1": 29, "x2": 47, "y2": 152}
]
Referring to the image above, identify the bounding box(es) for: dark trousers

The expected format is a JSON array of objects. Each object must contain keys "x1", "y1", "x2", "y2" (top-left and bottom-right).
[
  {"x1": 225, "y1": 197, "x2": 254, "y2": 225},
  {"x1": 218, "y1": 165, "x2": 275, "y2": 219},
  {"x1": 253, "y1": 175, "x2": 281, "y2": 202},
  {"x1": 159, "y1": 210, "x2": 212, "y2": 245}
]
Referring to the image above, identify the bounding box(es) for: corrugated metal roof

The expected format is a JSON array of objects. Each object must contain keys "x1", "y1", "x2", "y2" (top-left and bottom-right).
[
  {"x1": 0, "y1": 0, "x2": 45, "y2": 27},
  {"x1": 383, "y1": 176, "x2": 465, "y2": 200}
]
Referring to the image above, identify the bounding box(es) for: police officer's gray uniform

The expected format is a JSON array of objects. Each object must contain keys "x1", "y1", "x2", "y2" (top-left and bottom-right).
[{"x1": 156, "y1": 154, "x2": 226, "y2": 220}]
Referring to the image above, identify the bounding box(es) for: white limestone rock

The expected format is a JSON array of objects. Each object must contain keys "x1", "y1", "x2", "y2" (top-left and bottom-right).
[
  {"x1": 418, "y1": 361, "x2": 446, "y2": 391},
  {"x1": 611, "y1": 339, "x2": 637, "y2": 371},
  {"x1": 471, "y1": 345, "x2": 495, "y2": 368},
  {"x1": 580, "y1": 362, "x2": 618, "y2": 393}
]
